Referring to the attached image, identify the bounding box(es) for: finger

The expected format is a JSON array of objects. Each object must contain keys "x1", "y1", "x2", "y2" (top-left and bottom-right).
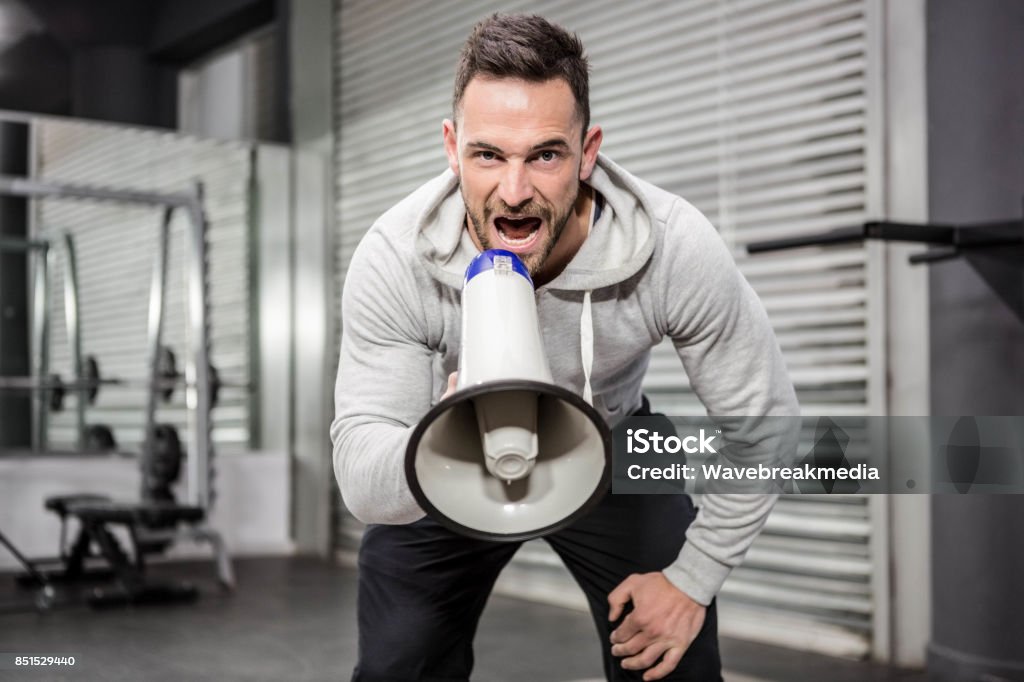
[
  {"x1": 642, "y1": 646, "x2": 685, "y2": 681},
  {"x1": 607, "y1": 575, "x2": 635, "y2": 622},
  {"x1": 610, "y1": 631, "x2": 652, "y2": 658},
  {"x1": 441, "y1": 372, "x2": 458, "y2": 400},
  {"x1": 609, "y1": 612, "x2": 643, "y2": 645},
  {"x1": 621, "y1": 640, "x2": 672, "y2": 671}
]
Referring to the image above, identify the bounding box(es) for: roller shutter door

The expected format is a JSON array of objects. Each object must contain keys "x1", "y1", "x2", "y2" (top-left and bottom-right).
[{"x1": 332, "y1": 0, "x2": 875, "y2": 656}]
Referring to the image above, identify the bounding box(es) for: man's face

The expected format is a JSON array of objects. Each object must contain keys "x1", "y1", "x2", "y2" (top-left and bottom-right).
[{"x1": 443, "y1": 77, "x2": 601, "y2": 277}]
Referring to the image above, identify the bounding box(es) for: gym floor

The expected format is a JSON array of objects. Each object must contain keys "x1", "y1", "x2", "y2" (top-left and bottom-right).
[{"x1": 1, "y1": 557, "x2": 930, "y2": 681}]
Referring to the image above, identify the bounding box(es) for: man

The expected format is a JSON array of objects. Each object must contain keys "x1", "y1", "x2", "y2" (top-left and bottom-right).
[{"x1": 332, "y1": 13, "x2": 798, "y2": 681}]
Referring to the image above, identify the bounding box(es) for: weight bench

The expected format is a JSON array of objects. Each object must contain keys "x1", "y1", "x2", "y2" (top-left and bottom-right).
[
  {"x1": 19, "y1": 425, "x2": 234, "y2": 607},
  {"x1": 46, "y1": 496, "x2": 233, "y2": 608},
  {"x1": 15, "y1": 494, "x2": 119, "y2": 586}
]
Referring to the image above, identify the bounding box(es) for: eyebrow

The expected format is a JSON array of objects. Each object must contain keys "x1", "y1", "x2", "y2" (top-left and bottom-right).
[{"x1": 465, "y1": 139, "x2": 572, "y2": 154}]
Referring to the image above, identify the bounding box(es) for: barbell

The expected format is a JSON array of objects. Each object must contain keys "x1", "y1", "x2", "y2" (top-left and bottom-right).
[{"x1": 0, "y1": 349, "x2": 228, "y2": 412}]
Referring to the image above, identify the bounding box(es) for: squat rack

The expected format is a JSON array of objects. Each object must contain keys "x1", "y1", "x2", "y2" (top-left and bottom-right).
[
  {"x1": 0, "y1": 174, "x2": 215, "y2": 511},
  {"x1": 0, "y1": 232, "x2": 93, "y2": 451}
]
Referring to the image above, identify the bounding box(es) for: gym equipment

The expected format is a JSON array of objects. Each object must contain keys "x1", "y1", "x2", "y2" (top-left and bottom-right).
[
  {"x1": 70, "y1": 501, "x2": 203, "y2": 607},
  {"x1": 84, "y1": 355, "x2": 100, "y2": 404},
  {"x1": 15, "y1": 425, "x2": 197, "y2": 600},
  {"x1": 0, "y1": 351, "x2": 228, "y2": 411},
  {"x1": 27, "y1": 492, "x2": 206, "y2": 608},
  {"x1": 14, "y1": 494, "x2": 117, "y2": 589},
  {"x1": 0, "y1": 235, "x2": 59, "y2": 446},
  {"x1": 0, "y1": 529, "x2": 56, "y2": 613},
  {"x1": 83, "y1": 424, "x2": 117, "y2": 452},
  {"x1": 406, "y1": 250, "x2": 611, "y2": 542},
  {"x1": 143, "y1": 424, "x2": 183, "y2": 501},
  {"x1": 91, "y1": 349, "x2": 227, "y2": 407},
  {"x1": 46, "y1": 373, "x2": 64, "y2": 412},
  {"x1": 0, "y1": 175, "x2": 234, "y2": 606},
  {"x1": 43, "y1": 421, "x2": 203, "y2": 605},
  {"x1": 0, "y1": 176, "x2": 218, "y2": 481},
  {"x1": 746, "y1": 216, "x2": 1024, "y2": 321}
]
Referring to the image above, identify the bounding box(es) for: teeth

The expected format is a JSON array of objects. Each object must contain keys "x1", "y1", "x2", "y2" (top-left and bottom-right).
[
  {"x1": 500, "y1": 232, "x2": 535, "y2": 245},
  {"x1": 497, "y1": 227, "x2": 539, "y2": 244},
  {"x1": 496, "y1": 219, "x2": 540, "y2": 247}
]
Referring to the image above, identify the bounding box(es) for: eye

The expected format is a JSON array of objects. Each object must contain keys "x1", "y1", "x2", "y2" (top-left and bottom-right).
[
  {"x1": 475, "y1": 150, "x2": 498, "y2": 161},
  {"x1": 532, "y1": 148, "x2": 565, "y2": 163}
]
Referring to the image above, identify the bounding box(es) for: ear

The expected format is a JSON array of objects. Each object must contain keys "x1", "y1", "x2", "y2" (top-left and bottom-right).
[
  {"x1": 579, "y1": 125, "x2": 603, "y2": 182},
  {"x1": 442, "y1": 119, "x2": 460, "y2": 176}
]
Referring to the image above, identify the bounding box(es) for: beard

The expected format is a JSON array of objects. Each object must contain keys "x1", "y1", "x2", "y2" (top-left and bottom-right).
[{"x1": 462, "y1": 186, "x2": 578, "y2": 277}]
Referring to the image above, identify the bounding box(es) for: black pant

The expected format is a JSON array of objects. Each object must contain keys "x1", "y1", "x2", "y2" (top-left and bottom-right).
[{"x1": 352, "y1": 491, "x2": 722, "y2": 681}]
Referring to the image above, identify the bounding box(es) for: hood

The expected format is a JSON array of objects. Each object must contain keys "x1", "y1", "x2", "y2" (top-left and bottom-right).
[{"x1": 414, "y1": 154, "x2": 657, "y2": 291}]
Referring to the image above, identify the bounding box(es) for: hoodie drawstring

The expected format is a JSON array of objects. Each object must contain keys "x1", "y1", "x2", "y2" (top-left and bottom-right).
[
  {"x1": 580, "y1": 189, "x2": 599, "y2": 406},
  {"x1": 581, "y1": 291, "x2": 593, "y2": 405}
]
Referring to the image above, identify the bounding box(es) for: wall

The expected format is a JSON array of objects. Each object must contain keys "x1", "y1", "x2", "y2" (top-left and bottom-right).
[
  {"x1": 284, "y1": 0, "x2": 333, "y2": 555},
  {"x1": 926, "y1": 1, "x2": 1024, "y2": 679}
]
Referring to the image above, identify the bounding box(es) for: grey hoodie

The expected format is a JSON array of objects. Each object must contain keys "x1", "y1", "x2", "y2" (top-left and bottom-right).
[{"x1": 332, "y1": 153, "x2": 799, "y2": 605}]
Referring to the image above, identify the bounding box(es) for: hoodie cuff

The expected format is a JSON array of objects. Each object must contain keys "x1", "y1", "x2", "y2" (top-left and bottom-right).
[{"x1": 662, "y1": 541, "x2": 731, "y2": 607}]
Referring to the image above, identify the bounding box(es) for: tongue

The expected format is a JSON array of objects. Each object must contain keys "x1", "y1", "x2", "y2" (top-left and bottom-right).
[{"x1": 495, "y1": 217, "x2": 540, "y2": 240}]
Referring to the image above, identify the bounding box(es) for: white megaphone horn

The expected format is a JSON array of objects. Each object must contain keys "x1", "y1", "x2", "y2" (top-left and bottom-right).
[{"x1": 405, "y1": 249, "x2": 611, "y2": 542}]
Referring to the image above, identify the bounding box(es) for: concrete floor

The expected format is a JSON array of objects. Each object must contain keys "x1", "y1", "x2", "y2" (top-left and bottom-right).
[{"x1": 0, "y1": 557, "x2": 930, "y2": 681}]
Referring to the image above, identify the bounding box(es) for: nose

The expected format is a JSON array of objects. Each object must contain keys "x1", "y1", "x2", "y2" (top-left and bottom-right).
[{"x1": 497, "y1": 162, "x2": 534, "y2": 208}]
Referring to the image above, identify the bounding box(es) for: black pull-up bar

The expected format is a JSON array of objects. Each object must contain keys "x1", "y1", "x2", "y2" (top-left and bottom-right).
[{"x1": 745, "y1": 217, "x2": 1024, "y2": 322}]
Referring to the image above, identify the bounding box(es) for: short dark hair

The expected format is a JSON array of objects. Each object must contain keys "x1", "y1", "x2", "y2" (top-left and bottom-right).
[{"x1": 453, "y1": 13, "x2": 590, "y2": 133}]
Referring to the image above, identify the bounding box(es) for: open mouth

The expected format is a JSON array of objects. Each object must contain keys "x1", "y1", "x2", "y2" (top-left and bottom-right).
[{"x1": 494, "y1": 216, "x2": 542, "y2": 249}]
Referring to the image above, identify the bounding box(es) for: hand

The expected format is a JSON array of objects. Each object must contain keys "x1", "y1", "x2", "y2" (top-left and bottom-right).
[
  {"x1": 440, "y1": 371, "x2": 458, "y2": 400},
  {"x1": 608, "y1": 572, "x2": 707, "y2": 680}
]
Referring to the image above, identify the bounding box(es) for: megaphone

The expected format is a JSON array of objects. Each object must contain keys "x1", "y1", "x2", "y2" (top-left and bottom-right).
[{"x1": 405, "y1": 250, "x2": 611, "y2": 542}]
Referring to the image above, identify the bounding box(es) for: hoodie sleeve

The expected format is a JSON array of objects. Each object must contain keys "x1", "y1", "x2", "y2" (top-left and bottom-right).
[
  {"x1": 330, "y1": 228, "x2": 433, "y2": 525},
  {"x1": 657, "y1": 200, "x2": 800, "y2": 606}
]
